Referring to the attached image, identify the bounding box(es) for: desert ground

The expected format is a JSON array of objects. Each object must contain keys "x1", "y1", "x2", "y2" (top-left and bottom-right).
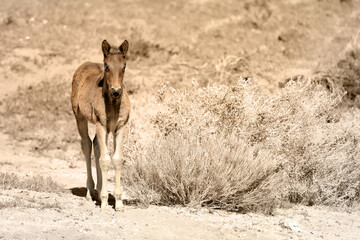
[{"x1": 1, "y1": 0, "x2": 360, "y2": 239}]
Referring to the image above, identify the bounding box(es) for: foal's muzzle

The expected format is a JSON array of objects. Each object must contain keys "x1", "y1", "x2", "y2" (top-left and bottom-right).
[{"x1": 110, "y1": 87, "x2": 122, "y2": 98}]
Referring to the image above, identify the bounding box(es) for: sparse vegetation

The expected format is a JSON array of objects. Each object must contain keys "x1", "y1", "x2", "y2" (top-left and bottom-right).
[
  {"x1": 0, "y1": 172, "x2": 65, "y2": 209},
  {"x1": 0, "y1": 172, "x2": 65, "y2": 193},
  {"x1": 0, "y1": 78, "x2": 78, "y2": 155},
  {"x1": 0, "y1": 193, "x2": 63, "y2": 210},
  {"x1": 124, "y1": 76, "x2": 360, "y2": 213},
  {"x1": 314, "y1": 43, "x2": 360, "y2": 107}
]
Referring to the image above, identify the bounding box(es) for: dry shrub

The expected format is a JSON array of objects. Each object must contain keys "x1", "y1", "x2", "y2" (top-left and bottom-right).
[
  {"x1": 0, "y1": 172, "x2": 65, "y2": 193},
  {"x1": 313, "y1": 38, "x2": 360, "y2": 107},
  {"x1": 129, "y1": 29, "x2": 151, "y2": 59},
  {"x1": 124, "y1": 133, "x2": 283, "y2": 213},
  {"x1": 313, "y1": 111, "x2": 360, "y2": 207},
  {"x1": 124, "y1": 78, "x2": 360, "y2": 213},
  {"x1": 335, "y1": 48, "x2": 360, "y2": 100},
  {"x1": 128, "y1": 27, "x2": 164, "y2": 61}
]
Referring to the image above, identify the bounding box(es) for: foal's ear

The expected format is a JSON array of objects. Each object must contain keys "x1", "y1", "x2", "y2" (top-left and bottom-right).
[
  {"x1": 119, "y1": 40, "x2": 129, "y2": 55},
  {"x1": 102, "y1": 40, "x2": 111, "y2": 57}
]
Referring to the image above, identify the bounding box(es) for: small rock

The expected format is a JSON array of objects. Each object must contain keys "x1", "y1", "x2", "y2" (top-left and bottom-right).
[
  {"x1": 258, "y1": 45, "x2": 269, "y2": 53},
  {"x1": 281, "y1": 219, "x2": 301, "y2": 232},
  {"x1": 200, "y1": 208, "x2": 210, "y2": 214},
  {"x1": 2, "y1": 16, "x2": 13, "y2": 25}
]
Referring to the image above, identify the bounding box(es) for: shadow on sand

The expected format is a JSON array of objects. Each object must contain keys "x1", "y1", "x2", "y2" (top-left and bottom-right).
[{"x1": 70, "y1": 187, "x2": 140, "y2": 209}]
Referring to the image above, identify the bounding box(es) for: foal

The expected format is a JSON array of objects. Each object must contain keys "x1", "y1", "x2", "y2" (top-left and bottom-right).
[{"x1": 71, "y1": 40, "x2": 130, "y2": 211}]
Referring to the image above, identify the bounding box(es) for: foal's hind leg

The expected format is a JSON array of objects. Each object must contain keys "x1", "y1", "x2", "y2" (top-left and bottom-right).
[
  {"x1": 93, "y1": 135, "x2": 102, "y2": 201},
  {"x1": 76, "y1": 117, "x2": 95, "y2": 200}
]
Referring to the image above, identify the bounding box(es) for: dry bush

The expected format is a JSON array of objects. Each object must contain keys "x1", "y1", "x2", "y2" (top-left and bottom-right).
[
  {"x1": 128, "y1": 28, "x2": 152, "y2": 60},
  {"x1": 126, "y1": 27, "x2": 166, "y2": 62},
  {"x1": 313, "y1": 111, "x2": 360, "y2": 207},
  {"x1": 124, "y1": 133, "x2": 284, "y2": 213},
  {"x1": 0, "y1": 172, "x2": 65, "y2": 193},
  {"x1": 335, "y1": 48, "x2": 360, "y2": 100},
  {"x1": 313, "y1": 38, "x2": 360, "y2": 107},
  {"x1": 124, "y1": 78, "x2": 360, "y2": 213}
]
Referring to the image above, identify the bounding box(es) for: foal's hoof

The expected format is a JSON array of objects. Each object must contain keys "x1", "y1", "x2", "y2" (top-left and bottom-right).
[
  {"x1": 115, "y1": 207, "x2": 124, "y2": 212},
  {"x1": 115, "y1": 201, "x2": 124, "y2": 212},
  {"x1": 86, "y1": 190, "x2": 95, "y2": 201},
  {"x1": 115, "y1": 206, "x2": 124, "y2": 212},
  {"x1": 100, "y1": 203, "x2": 111, "y2": 211}
]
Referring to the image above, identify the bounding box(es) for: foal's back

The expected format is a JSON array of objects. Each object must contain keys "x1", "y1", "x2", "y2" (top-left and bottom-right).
[{"x1": 71, "y1": 62, "x2": 105, "y2": 124}]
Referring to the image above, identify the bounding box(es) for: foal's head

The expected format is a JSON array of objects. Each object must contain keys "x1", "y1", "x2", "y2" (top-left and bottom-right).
[{"x1": 101, "y1": 39, "x2": 129, "y2": 99}]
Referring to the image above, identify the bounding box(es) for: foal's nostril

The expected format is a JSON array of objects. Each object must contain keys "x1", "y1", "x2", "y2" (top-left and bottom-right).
[{"x1": 111, "y1": 87, "x2": 122, "y2": 98}]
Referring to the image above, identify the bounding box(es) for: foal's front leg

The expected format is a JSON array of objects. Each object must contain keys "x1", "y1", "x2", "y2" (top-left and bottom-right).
[
  {"x1": 112, "y1": 125, "x2": 126, "y2": 211},
  {"x1": 96, "y1": 122, "x2": 110, "y2": 209}
]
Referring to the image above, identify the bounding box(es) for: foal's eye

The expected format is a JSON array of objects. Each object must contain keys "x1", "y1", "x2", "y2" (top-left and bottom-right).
[
  {"x1": 123, "y1": 64, "x2": 126, "y2": 72},
  {"x1": 104, "y1": 64, "x2": 109, "y2": 72}
]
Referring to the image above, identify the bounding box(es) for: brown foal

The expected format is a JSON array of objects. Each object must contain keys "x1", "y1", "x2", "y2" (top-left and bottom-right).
[{"x1": 71, "y1": 40, "x2": 130, "y2": 211}]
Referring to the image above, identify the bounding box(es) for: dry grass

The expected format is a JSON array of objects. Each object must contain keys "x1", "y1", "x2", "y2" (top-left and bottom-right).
[
  {"x1": 313, "y1": 35, "x2": 360, "y2": 107},
  {"x1": 0, "y1": 172, "x2": 65, "y2": 209},
  {"x1": 0, "y1": 193, "x2": 63, "y2": 210},
  {"x1": 0, "y1": 172, "x2": 65, "y2": 193},
  {"x1": 123, "y1": 76, "x2": 360, "y2": 213},
  {"x1": 122, "y1": 41, "x2": 360, "y2": 213},
  {"x1": 124, "y1": 133, "x2": 283, "y2": 213}
]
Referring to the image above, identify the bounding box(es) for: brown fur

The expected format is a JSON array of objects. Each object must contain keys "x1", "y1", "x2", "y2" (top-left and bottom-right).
[
  {"x1": 71, "y1": 40, "x2": 130, "y2": 211},
  {"x1": 71, "y1": 62, "x2": 130, "y2": 128}
]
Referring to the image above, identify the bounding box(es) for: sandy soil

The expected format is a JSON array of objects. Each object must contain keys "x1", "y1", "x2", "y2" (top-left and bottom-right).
[
  {"x1": 1, "y1": 0, "x2": 360, "y2": 239},
  {"x1": 1, "y1": 190, "x2": 360, "y2": 240},
  {"x1": 1, "y1": 132, "x2": 359, "y2": 240}
]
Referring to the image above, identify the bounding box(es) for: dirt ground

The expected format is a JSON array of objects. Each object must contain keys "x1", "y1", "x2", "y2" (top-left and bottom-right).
[
  {"x1": 1, "y1": 0, "x2": 360, "y2": 239},
  {"x1": 1, "y1": 130, "x2": 360, "y2": 240}
]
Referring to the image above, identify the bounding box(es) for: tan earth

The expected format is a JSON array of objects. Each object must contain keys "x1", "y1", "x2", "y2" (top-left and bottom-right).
[
  {"x1": 1, "y1": 0, "x2": 360, "y2": 239},
  {"x1": 1, "y1": 133, "x2": 360, "y2": 239}
]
